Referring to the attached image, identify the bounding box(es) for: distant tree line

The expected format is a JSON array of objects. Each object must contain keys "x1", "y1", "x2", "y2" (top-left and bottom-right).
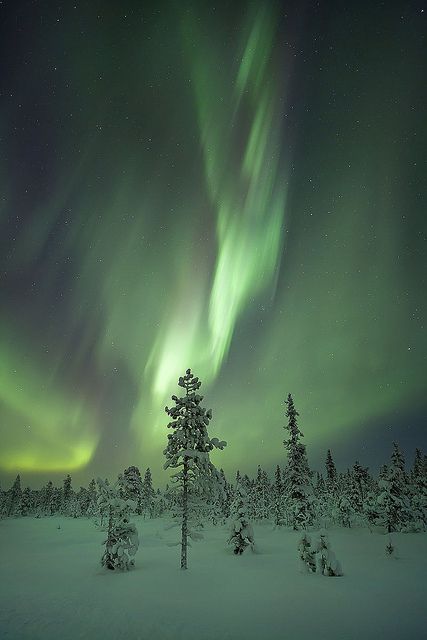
[
  {"x1": 1, "y1": 393, "x2": 426, "y2": 538},
  {"x1": 0, "y1": 466, "x2": 160, "y2": 521}
]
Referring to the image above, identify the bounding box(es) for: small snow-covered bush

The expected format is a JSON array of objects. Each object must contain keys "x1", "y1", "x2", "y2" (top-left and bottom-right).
[
  {"x1": 229, "y1": 518, "x2": 255, "y2": 555},
  {"x1": 97, "y1": 479, "x2": 139, "y2": 571},
  {"x1": 314, "y1": 530, "x2": 342, "y2": 577},
  {"x1": 298, "y1": 532, "x2": 316, "y2": 573},
  {"x1": 228, "y1": 486, "x2": 255, "y2": 555},
  {"x1": 101, "y1": 514, "x2": 139, "y2": 571},
  {"x1": 385, "y1": 535, "x2": 398, "y2": 558}
]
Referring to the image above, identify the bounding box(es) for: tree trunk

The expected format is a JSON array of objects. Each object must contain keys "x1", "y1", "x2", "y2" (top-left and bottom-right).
[{"x1": 181, "y1": 457, "x2": 189, "y2": 570}]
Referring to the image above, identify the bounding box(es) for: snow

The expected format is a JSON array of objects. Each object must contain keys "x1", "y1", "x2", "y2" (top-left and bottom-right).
[{"x1": 0, "y1": 517, "x2": 426, "y2": 640}]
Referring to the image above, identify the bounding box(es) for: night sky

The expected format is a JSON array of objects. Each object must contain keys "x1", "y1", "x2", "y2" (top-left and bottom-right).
[{"x1": 0, "y1": 1, "x2": 426, "y2": 488}]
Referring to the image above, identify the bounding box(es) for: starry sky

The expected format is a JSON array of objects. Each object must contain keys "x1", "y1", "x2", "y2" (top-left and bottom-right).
[{"x1": 0, "y1": 0, "x2": 426, "y2": 488}]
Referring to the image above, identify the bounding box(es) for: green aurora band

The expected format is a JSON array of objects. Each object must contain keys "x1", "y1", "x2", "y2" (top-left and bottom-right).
[{"x1": 145, "y1": 8, "x2": 286, "y2": 402}]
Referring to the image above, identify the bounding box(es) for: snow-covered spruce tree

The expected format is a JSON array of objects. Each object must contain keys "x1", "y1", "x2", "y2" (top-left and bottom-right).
[
  {"x1": 86, "y1": 479, "x2": 99, "y2": 518},
  {"x1": 334, "y1": 492, "x2": 354, "y2": 528},
  {"x1": 243, "y1": 475, "x2": 256, "y2": 521},
  {"x1": 51, "y1": 487, "x2": 62, "y2": 515},
  {"x1": 348, "y1": 461, "x2": 365, "y2": 522},
  {"x1": 313, "y1": 473, "x2": 329, "y2": 528},
  {"x1": 117, "y1": 472, "x2": 126, "y2": 499},
  {"x1": 120, "y1": 466, "x2": 143, "y2": 514},
  {"x1": 280, "y1": 466, "x2": 292, "y2": 526},
  {"x1": 4, "y1": 475, "x2": 22, "y2": 517},
  {"x1": 411, "y1": 448, "x2": 425, "y2": 480},
  {"x1": 188, "y1": 462, "x2": 224, "y2": 526},
  {"x1": 409, "y1": 449, "x2": 427, "y2": 529},
  {"x1": 97, "y1": 478, "x2": 139, "y2": 571},
  {"x1": 330, "y1": 471, "x2": 353, "y2": 527},
  {"x1": 206, "y1": 468, "x2": 228, "y2": 525},
  {"x1": 273, "y1": 465, "x2": 284, "y2": 526},
  {"x1": 377, "y1": 443, "x2": 411, "y2": 532},
  {"x1": 324, "y1": 450, "x2": 339, "y2": 523},
  {"x1": 76, "y1": 487, "x2": 89, "y2": 515},
  {"x1": 38, "y1": 481, "x2": 54, "y2": 516},
  {"x1": 61, "y1": 474, "x2": 73, "y2": 516},
  {"x1": 97, "y1": 478, "x2": 111, "y2": 527},
  {"x1": 228, "y1": 483, "x2": 255, "y2": 555},
  {"x1": 325, "y1": 449, "x2": 337, "y2": 490},
  {"x1": 21, "y1": 486, "x2": 34, "y2": 516},
  {"x1": 30, "y1": 489, "x2": 38, "y2": 513},
  {"x1": 71, "y1": 495, "x2": 82, "y2": 518},
  {"x1": 33, "y1": 487, "x2": 43, "y2": 517},
  {"x1": 253, "y1": 466, "x2": 271, "y2": 521},
  {"x1": 298, "y1": 532, "x2": 316, "y2": 573},
  {"x1": 164, "y1": 369, "x2": 226, "y2": 570},
  {"x1": 283, "y1": 394, "x2": 313, "y2": 529},
  {"x1": 141, "y1": 468, "x2": 156, "y2": 518},
  {"x1": 163, "y1": 483, "x2": 175, "y2": 514},
  {"x1": 350, "y1": 461, "x2": 373, "y2": 524},
  {"x1": 151, "y1": 488, "x2": 165, "y2": 518},
  {"x1": 314, "y1": 530, "x2": 342, "y2": 576},
  {"x1": 219, "y1": 468, "x2": 233, "y2": 520},
  {"x1": 363, "y1": 484, "x2": 381, "y2": 530}
]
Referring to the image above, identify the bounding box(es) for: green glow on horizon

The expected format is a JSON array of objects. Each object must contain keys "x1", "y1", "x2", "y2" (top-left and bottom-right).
[{"x1": 0, "y1": 332, "x2": 98, "y2": 472}]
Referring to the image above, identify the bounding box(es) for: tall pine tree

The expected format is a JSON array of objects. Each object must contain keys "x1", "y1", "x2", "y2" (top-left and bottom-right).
[
  {"x1": 62, "y1": 474, "x2": 73, "y2": 515},
  {"x1": 273, "y1": 465, "x2": 284, "y2": 526},
  {"x1": 164, "y1": 369, "x2": 226, "y2": 569},
  {"x1": 141, "y1": 468, "x2": 156, "y2": 517},
  {"x1": 283, "y1": 394, "x2": 313, "y2": 530},
  {"x1": 4, "y1": 475, "x2": 22, "y2": 517},
  {"x1": 377, "y1": 443, "x2": 410, "y2": 532},
  {"x1": 325, "y1": 450, "x2": 337, "y2": 488},
  {"x1": 121, "y1": 466, "x2": 143, "y2": 514},
  {"x1": 409, "y1": 449, "x2": 427, "y2": 528}
]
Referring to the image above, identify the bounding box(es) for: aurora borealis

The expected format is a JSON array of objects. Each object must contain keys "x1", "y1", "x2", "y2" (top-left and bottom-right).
[{"x1": 0, "y1": 1, "x2": 426, "y2": 487}]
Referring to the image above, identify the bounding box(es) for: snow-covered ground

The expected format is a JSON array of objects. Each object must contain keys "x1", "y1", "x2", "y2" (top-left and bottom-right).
[{"x1": 0, "y1": 517, "x2": 425, "y2": 640}]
